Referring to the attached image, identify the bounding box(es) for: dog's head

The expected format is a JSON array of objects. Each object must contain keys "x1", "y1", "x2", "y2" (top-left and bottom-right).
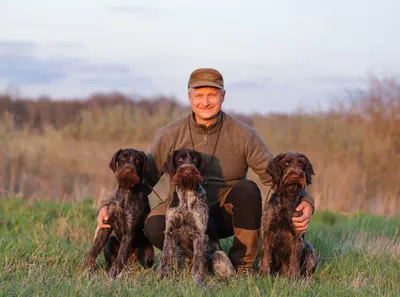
[
  {"x1": 109, "y1": 148, "x2": 148, "y2": 188},
  {"x1": 267, "y1": 152, "x2": 315, "y2": 194},
  {"x1": 163, "y1": 149, "x2": 207, "y2": 191}
]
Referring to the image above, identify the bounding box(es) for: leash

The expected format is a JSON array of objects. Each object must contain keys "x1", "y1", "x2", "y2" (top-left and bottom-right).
[
  {"x1": 143, "y1": 181, "x2": 165, "y2": 203},
  {"x1": 144, "y1": 113, "x2": 224, "y2": 206},
  {"x1": 266, "y1": 187, "x2": 273, "y2": 202}
]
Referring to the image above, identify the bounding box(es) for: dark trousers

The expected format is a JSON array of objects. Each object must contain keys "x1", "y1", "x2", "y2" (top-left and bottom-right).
[{"x1": 144, "y1": 180, "x2": 262, "y2": 269}]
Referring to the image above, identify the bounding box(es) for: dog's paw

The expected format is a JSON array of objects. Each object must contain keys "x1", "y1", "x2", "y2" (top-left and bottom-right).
[
  {"x1": 156, "y1": 267, "x2": 169, "y2": 280},
  {"x1": 301, "y1": 241, "x2": 318, "y2": 276},
  {"x1": 82, "y1": 257, "x2": 96, "y2": 270},
  {"x1": 108, "y1": 263, "x2": 123, "y2": 278},
  {"x1": 139, "y1": 246, "x2": 155, "y2": 269},
  {"x1": 192, "y1": 273, "x2": 206, "y2": 287},
  {"x1": 259, "y1": 266, "x2": 271, "y2": 277}
]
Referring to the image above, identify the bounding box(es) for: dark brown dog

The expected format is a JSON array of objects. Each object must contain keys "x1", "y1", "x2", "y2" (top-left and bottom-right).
[
  {"x1": 157, "y1": 149, "x2": 234, "y2": 286},
  {"x1": 85, "y1": 148, "x2": 154, "y2": 278},
  {"x1": 259, "y1": 152, "x2": 318, "y2": 278}
]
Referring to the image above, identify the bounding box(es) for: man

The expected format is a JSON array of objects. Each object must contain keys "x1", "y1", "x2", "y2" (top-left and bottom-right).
[{"x1": 95, "y1": 68, "x2": 314, "y2": 274}]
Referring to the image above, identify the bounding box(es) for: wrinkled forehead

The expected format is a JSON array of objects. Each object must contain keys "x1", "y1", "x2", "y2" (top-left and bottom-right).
[
  {"x1": 118, "y1": 149, "x2": 141, "y2": 161},
  {"x1": 191, "y1": 87, "x2": 221, "y2": 96},
  {"x1": 281, "y1": 152, "x2": 306, "y2": 164},
  {"x1": 175, "y1": 150, "x2": 201, "y2": 163}
]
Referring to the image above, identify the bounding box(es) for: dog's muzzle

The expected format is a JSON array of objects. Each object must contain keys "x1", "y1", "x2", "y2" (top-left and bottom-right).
[
  {"x1": 173, "y1": 164, "x2": 204, "y2": 191},
  {"x1": 115, "y1": 164, "x2": 141, "y2": 187},
  {"x1": 281, "y1": 167, "x2": 306, "y2": 189}
]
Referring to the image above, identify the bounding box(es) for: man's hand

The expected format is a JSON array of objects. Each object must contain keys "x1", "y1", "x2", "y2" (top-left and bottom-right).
[
  {"x1": 93, "y1": 206, "x2": 111, "y2": 242},
  {"x1": 292, "y1": 200, "x2": 313, "y2": 233}
]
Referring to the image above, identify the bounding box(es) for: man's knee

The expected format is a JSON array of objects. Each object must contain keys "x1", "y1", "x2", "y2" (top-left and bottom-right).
[
  {"x1": 224, "y1": 180, "x2": 262, "y2": 231},
  {"x1": 143, "y1": 203, "x2": 167, "y2": 250},
  {"x1": 227, "y1": 180, "x2": 262, "y2": 210},
  {"x1": 144, "y1": 215, "x2": 165, "y2": 250}
]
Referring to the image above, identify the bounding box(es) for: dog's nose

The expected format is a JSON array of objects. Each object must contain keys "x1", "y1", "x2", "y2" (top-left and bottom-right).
[{"x1": 125, "y1": 165, "x2": 136, "y2": 172}]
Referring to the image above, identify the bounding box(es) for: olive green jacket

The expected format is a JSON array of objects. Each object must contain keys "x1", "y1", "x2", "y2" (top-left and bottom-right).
[{"x1": 100, "y1": 111, "x2": 315, "y2": 209}]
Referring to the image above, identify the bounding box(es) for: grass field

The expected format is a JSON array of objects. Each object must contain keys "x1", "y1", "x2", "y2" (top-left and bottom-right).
[{"x1": 1, "y1": 197, "x2": 399, "y2": 297}]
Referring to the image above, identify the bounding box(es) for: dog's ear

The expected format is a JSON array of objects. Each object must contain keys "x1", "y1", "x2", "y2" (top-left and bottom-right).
[
  {"x1": 137, "y1": 151, "x2": 148, "y2": 180},
  {"x1": 163, "y1": 150, "x2": 178, "y2": 178},
  {"x1": 267, "y1": 153, "x2": 286, "y2": 186},
  {"x1": 300, "y1": 154, "x2": 315, "y2": 185},
  {"x1": 109, "y1": 149, "x2": 124, "y2": 173}
]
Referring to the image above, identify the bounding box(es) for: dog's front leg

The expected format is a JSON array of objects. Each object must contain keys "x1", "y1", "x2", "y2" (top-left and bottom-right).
[
  {"x1": 259, "y1": 237, "x2": 272, "y2": 276},
  {"x1": 259, "y1": 207, "x2": 273, "y2": 276},
  {"x1": 157, "y1": 232, "x2": 177, "y2": 279},
  {"x1": 85, "y1": 228, "x2": 112, "y2": 269},
  {"x1": 138, "y1": 239, "x2": 155, "y2": 269},
  {"x1": 300, "y1": 240, "x2": 318, "y2": 276},
  {"x1": 109, "y1": 234, "x2": 134, "y2": 278},
  {"x1": 176, "y1": 245, "x2": 188, "y2": 272},
  {"x1": 287, "y1": 239, "x2": 302, "y2": 278},
  {"x1": 192, "y1": 233, "x2": 207, "y2": 286}
]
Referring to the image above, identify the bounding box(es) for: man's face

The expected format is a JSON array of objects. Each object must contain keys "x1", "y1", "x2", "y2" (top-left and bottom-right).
[{"x1": 188, "y1": 87, "x2": 225, "y2": 123}]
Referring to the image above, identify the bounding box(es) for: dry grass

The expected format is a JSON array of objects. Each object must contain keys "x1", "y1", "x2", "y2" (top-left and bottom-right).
[
  {"x1": 0, "y1": 76, "x2": 399, "y2": 216},
  {"x1": 343, "y1": 230, "x2": 400, "y2": 260}
]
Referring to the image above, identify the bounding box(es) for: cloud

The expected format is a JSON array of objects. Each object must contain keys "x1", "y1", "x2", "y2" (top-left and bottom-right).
[
  {"x1": 226, "y1": 76, "x2": 274, "y2": 92},
  {"x1": 0, "y1": 40, "x2": 68, "y2": 85},
  {"x1": 309, "y1": 75, "x2": 364, "y2": 85},
  {"x1": 107, "y1": 5, "x2": 160, "y2": 16},
  {"x1": 0, "y1": 55, "x2": 68, "y2": 85},
  {"x1": 0, "y1": 54, "x2": 155, "y2": 91},
  {"x1": 0, "y1": 40, "x2": 35, "y2": 55},
  {"x1": 0, "y1": 39, "x2": 157, "y2": 96},
  {"x1": 79, "y1": 75, "x2": 152, "y2": 90},
  {"x1": 70, "y1": 63, "x2": 156, "y2": 91},
  {"x1": 227, "y1": 80, "x2": 269, "y2": 91},
  {"x1": 74, "y1": 63, "x2": 131, "y2": 75},
  {"x1": 49, "y1": 41, "x2": 82, "y2": 50},
  {"x1": 75, "y1": 64, "x2": 151, "y2": 90}
]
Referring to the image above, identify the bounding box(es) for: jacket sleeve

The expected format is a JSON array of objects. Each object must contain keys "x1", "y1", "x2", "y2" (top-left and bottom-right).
[
  {"x1": 144, "y1": 130, "x2": 171, "y2": 188},
  {"x1": 244, "y1": 129, "x2": 315, "y2": 210},
  {"x1": 298, "y1": 190, "x2": 315, "y2": 212},
  {"x1": 244, "y1": 128, "x2": 274, "y2": 186},
  {"x1": 96, "y1": 186, "x2": 118, "y2": 211}
]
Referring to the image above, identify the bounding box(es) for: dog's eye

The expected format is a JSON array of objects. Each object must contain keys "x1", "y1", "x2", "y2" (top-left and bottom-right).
[{"x1": 284, "y1": 162, "x2": 290, "y2": 167}]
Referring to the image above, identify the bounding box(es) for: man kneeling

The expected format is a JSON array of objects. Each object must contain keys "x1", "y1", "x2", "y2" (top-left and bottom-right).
[{"x1": 95, "y1": 68, "x2": 315, "y2": 275}]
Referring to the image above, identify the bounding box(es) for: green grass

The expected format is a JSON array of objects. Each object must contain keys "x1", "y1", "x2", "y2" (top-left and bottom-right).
[{"x1": 1, "y1": 197, "x2": 399, "y2": 297}]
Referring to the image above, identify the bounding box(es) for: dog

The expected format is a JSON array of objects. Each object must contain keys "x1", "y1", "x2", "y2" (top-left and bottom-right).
[
  {"x1": 156, "y1": 148, "x2": 234, "y2": 286},
  {"x1": 259, "y1": 152, "x2": 318, "y2": 278},
  {"x1": 84, "y1": 148, "x2": 154, "y2": 278}
]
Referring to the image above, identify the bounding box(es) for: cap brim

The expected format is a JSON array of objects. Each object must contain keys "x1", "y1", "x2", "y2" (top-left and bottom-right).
[{"x1": 189, "y1": 81, "x2": 223, "y2": 89}]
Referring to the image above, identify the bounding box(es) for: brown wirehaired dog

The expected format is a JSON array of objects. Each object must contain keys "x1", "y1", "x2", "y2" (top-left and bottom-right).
[
  {"x1": 157, "y1": 149, "x2": 234, "y2": 286},
  {"x1": 259, "y1": 152, "x2": 318, "y2": 278},
  {"x1": 84, "y1": 148, "x2": 154, "y2": 278}
]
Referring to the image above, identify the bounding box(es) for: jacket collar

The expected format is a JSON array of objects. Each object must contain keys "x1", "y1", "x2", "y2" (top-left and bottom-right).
[{"x1": 189, "y1": 111, "x2": 224, "y2": 134}]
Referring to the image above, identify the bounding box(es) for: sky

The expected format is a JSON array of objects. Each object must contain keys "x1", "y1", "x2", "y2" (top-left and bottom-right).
[{"x1": 1, "y1": 0, "x2": 399, "y2": 114}]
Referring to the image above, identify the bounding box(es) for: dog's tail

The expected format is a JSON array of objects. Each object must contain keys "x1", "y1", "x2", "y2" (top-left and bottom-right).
[{"x1": 208, "y1": 249, "x2": 234, "y2": 279}]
